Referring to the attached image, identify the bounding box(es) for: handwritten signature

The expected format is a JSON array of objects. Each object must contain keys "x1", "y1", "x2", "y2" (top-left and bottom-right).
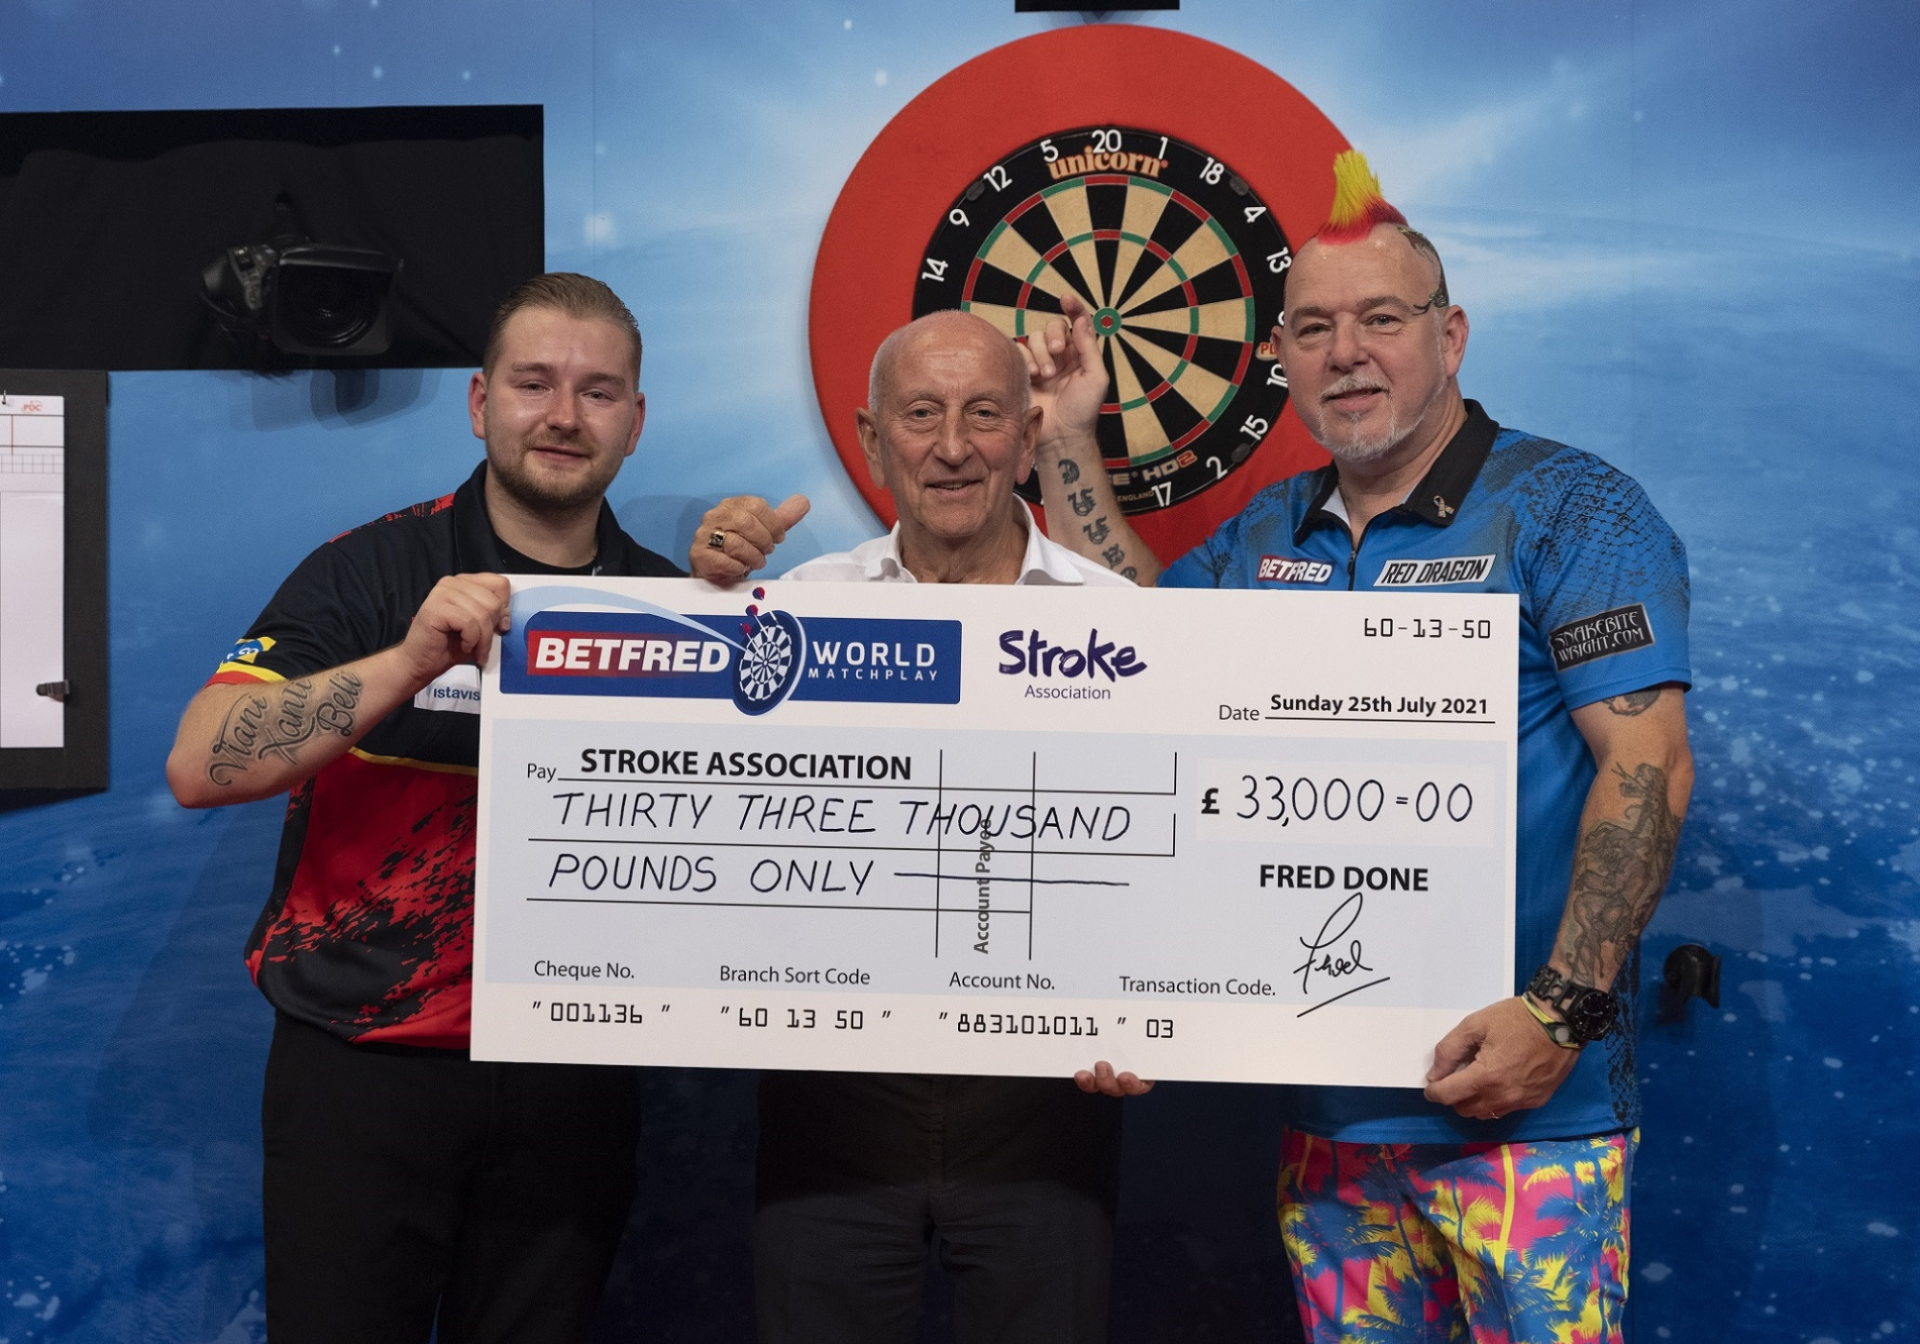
[{"x1": 1294, "y1": 891, "x2": 1388, "y2": 1012}]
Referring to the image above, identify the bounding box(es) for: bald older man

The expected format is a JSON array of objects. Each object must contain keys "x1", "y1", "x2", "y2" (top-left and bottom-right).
[{"x1": 692, "y1": 311, "x2": 1141, "y2": 1344}]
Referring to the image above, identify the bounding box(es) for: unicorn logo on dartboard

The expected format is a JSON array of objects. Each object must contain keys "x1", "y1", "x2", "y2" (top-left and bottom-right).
[{"x1": 732, "y1": 587, "x2": 808, "y2": 715}]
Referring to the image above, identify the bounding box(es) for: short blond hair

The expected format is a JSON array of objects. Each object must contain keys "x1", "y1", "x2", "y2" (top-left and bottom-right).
[{"x1": 484, "y1": 272, "x2": 642, "y2": 379}]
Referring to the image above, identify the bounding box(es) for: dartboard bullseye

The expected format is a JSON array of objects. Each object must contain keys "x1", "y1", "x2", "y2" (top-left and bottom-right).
[{"x1": 912, "y1": 125, "x2": 1292, "y2": 516}]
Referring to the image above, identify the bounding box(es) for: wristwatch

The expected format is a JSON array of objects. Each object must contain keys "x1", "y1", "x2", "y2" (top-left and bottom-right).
[{"x1": 1525, "y1": 965, "x2": 1619, "y2": 1046}]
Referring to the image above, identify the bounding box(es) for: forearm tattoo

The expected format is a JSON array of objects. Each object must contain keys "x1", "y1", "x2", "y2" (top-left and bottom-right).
[
  {"x1": 1557, "y1": 761, "x2": 1682, "y2": 985},
  {"x1": 207, "y1": 671, "x2": 363, "y2": 786},
  {"x1": 1055, "y1": 458, "x2": 1137, "y2": 579}
]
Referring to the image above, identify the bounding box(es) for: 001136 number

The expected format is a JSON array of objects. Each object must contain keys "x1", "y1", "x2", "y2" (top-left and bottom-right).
[{"x1": 549, "y1": 1001, "x2": 643, "y2": 1024}]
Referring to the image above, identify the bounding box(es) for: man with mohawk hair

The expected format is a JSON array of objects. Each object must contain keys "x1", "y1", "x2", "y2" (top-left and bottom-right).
[{"x1": 1030, "y1": 151, "x2": 1694, "y2": 1342}]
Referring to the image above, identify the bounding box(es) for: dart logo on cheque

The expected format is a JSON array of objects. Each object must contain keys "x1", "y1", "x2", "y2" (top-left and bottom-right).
[{"x1": 505, "y1": 587, "x2": 961, "y2": 715}]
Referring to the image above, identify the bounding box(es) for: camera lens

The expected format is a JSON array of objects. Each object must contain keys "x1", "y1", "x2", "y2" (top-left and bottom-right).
[{"x1": 277, "y1": 265, "x2": 383, "y2": 350}]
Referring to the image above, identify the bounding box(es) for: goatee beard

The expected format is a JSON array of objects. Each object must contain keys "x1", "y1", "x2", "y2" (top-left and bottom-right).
[
  {"x1": 489, "y1": 451, "x2": 607, "y2": 517},
  {"x1": 1319, "y1": 375, "x2": 1448, "y2": 470}
]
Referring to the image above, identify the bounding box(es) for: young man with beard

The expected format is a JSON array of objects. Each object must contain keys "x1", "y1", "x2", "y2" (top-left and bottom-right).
[
  {"x1": 1028, "y1": 154, "x2": 1694, "y2": 1342},
  {"x1": 167, "y1": 273, "x2": 680, "y2": 1344}
]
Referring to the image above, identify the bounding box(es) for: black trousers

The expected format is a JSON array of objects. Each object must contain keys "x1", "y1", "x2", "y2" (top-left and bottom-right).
[
  {"x1": 261, "y1": 1012, "x2": 642, "y2": 1344},
  {"x1": 755, "y1": 1071, "x2": 1123, "y2": 1344}
]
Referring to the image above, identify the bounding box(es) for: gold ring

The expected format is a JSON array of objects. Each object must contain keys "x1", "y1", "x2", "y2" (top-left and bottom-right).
[{"x1": 707, "y1": 529, "x2": 727, "y2": 550}]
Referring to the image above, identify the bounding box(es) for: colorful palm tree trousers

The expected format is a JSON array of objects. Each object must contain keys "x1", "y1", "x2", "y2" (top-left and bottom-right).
[{"x1": 1277, "y1": 1127, "x2": 1635, "y2": 1343}]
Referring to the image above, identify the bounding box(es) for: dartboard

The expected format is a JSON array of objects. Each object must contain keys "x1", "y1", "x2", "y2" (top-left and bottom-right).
[
  {"x1": 732, "y1": 607, "x2": 807, "y2": 716},
  {"x1": 810, "y1": 26, "x2": 1348, "y2": 562},
  {"x1": 911, "y1": 126, "x2": 1292, "y2": 515}
]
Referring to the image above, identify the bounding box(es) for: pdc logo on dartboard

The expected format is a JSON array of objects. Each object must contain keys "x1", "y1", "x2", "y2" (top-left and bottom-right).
[{"x1": 501, "y1": 588, "x2": 962, "y2": 713}]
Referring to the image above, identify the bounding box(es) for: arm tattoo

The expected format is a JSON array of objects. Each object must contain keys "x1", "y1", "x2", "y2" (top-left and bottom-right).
[
  {"x1": 1604, "y1": 688, "x2": 1663, "y2": 717},
  {"x1": 1057, "y1": 459, "x2": 1081, "y2": 486},
  {"x1": 207, "y1": 671, "x2": 363, "y2": 786},
  {"x1": 1556, "y1": 762, "x2": 1682, "y2": 985}
]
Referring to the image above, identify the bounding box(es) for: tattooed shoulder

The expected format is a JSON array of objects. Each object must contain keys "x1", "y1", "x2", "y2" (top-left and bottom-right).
[{"x1": 1603, "y1": 688, "x2": 1663, "y2": 716}]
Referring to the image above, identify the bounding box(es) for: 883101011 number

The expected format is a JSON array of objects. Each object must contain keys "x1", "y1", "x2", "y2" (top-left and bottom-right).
[{"x1": 953, "y1": 1011, "x2": 1100, "y2": 1037}]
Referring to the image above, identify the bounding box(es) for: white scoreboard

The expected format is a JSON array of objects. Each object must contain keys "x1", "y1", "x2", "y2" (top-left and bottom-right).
[
  {"x1": 0, "y1": 390, "x2": 66, "y2": 749},
  {"x1": 0, "y1": 370, "x2": 105, "y2": 792}
]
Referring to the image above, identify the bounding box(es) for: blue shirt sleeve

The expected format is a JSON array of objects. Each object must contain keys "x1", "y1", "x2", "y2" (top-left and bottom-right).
[
  {"x1": 1158, "y1": 516, "x2": 1243, "y2": 589},
  {"x1": 1523, "y1": 455, "x2": 1693, "y2": 709}
]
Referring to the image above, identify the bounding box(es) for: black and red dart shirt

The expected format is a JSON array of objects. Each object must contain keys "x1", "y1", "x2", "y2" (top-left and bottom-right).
[{"x1": 206, "y1": 461, "x2": 681, "y2": 1047}]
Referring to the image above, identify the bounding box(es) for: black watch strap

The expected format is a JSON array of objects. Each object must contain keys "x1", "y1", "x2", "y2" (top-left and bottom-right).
[{"x1": 1525, "y1": 965, "x2": 1618, "y2": 1044}]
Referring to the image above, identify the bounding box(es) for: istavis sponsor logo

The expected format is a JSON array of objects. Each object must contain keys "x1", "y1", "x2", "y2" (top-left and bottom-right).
[
  {"x1": 1374, "y1": 554, "x2": 1496, "y2": 587},
  {"x1": 414, "y1": 664, "x2": 481, "y2": 714},
  {"x1": 1548, "y1": 602, "x2": 1655, "y2": 671},
  {"x1": 1257, "y1": 556, "x2": 1334, "y2": 585}
]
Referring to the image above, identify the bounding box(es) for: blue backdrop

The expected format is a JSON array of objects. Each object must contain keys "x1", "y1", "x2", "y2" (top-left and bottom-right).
[{"x1": 2, "y1": 2, "x2": 1916, "y2": 1340}]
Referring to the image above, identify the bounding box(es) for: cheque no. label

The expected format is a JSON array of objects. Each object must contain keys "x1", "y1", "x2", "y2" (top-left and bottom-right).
[{"x1": 472, "y1": 577, "x2": 1518, "y2": 1088}]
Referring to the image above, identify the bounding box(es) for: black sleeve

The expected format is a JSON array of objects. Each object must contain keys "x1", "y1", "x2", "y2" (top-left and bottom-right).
[{"x1": 207, "y1": 536, "x2": 393, "y2": 685}]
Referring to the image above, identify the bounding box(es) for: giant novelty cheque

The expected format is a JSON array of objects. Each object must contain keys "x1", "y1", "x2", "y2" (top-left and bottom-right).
[{"x1": 472, "y1": 578, "x2": 1517, "y2": 1087}]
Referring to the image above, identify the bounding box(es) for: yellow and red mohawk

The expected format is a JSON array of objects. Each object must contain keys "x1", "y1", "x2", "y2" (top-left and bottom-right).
[{"x1": 1318, "y1": 149, "x2": 1407, "y2": 243}]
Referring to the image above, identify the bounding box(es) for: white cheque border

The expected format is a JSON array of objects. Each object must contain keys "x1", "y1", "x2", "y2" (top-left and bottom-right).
[{"x1": 475, "y1": 578, "x2": 1518, "y2": 1086}]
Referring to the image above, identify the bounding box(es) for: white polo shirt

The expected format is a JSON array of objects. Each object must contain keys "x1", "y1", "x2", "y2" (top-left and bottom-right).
[{"x1": 782, "y1": 502, "x2": 1133, "y2": 588}]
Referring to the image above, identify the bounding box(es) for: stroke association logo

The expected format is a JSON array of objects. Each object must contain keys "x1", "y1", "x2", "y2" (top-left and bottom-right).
[{"x1": 499, "y1": 585, "x2": 962, "y2": 712}]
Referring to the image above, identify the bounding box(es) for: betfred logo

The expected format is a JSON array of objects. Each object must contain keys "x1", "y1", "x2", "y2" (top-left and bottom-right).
[
  {"x1": 499, "y1": 595, "x2": 962, "y2": 709},
  {"x1": 1256, "y1": 556, "x2": 1334, "y2": 584},
  {"x1": 530, "y1": 631, "x2": 730, "y2": 676},
  {"x1": 1374, "y1": 555, "x2": 1495, "y2": 588},
  {"x1": 506, "y1": 611, "x2": 737, "y2": 702}
]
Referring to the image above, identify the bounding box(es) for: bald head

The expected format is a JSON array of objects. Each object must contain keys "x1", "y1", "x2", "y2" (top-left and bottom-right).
[
  {"x1": 853, "y1": 308, "x2": 1041, "y2": 581},
  {"x1": 868, "y1": 310, "x2": 1031, "y2": 420}
]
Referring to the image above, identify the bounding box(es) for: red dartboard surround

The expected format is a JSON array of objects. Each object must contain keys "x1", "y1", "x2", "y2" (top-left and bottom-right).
[{"x1": 809, "y1": 25, "x2": 1347, "y2": 564}]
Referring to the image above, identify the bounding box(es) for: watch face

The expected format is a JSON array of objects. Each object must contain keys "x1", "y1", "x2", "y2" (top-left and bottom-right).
[
  {"x1": 911, "y1": 125, "x2": 1293, "y2": 518},
  {"x1": 808, "y1": 26, "x2": 1349, "y2": 563},
  {"x1": 1568, "y1": 992, "x2": 1617, "y2": 1042}
]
